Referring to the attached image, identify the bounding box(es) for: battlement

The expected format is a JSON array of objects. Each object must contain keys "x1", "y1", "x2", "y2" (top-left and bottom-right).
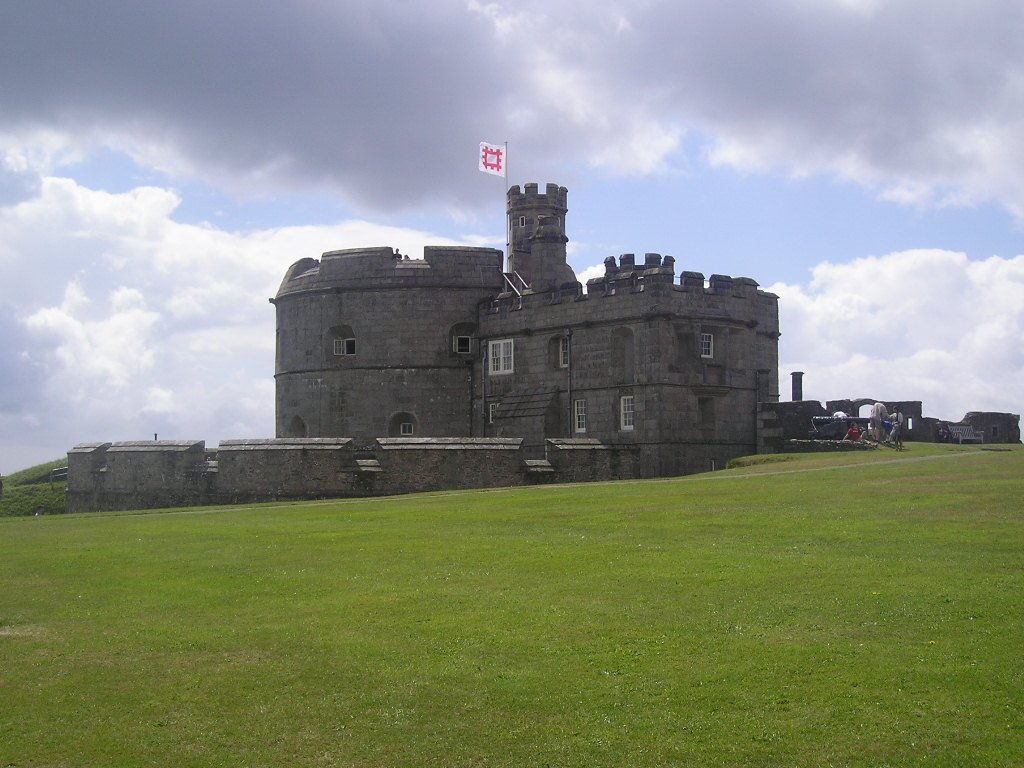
[
  {"x1": 275, "y1": 245, "x2": 504, "y2": 298},
  {"x1": 507, "y1": 183, "x2": 568, "y2": 212},
  {"x1": 581, "y1": 253, "x2": 765, "y2": 299}
]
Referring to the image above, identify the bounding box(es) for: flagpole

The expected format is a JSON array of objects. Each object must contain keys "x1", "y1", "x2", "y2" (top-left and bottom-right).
[
  {"x1": 478, "y1": 140, "x2": 511, "y2": 272},
  {"x1": 504, "y1": 140, "x2": 510, "y2": 273}
]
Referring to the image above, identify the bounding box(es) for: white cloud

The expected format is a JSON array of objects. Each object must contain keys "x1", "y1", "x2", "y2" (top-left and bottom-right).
[
  {"x1": 771, "y1": 249, "x2": 1024, "y2": 420},
  {"x1": 576, "y1": 262, "x2": 607, "y2": 283},
  {"x1": 0, "y1": 174, "x2": 492, "y2": 472}
]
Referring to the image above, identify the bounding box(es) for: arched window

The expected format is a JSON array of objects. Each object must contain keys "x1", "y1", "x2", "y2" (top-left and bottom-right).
[
  {"x1": 388, "y1": 412, "x2": 418, "y2": 437},
  {"x1": 284, "y1": 415, "x2": 307, "y2": 438}
]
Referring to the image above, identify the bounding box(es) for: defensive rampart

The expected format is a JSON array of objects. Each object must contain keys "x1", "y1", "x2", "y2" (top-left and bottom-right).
[{"x1": 65, "y1": 438, "x2": 641, "y2": 514}]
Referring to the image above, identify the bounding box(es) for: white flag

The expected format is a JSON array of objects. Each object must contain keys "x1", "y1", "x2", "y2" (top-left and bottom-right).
[{"x1": 478, "y1": 142, "x2": 506, "y2": 177}]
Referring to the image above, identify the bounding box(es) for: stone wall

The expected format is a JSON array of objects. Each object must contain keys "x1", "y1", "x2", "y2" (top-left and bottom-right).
[
  {"x1": 757, "y1": 401, "x2": 827, "y2": 452},
  {"x1": 215, "y1": 438, "x2": 364, "y2": 503},
  {"x1": 65, "y1": 437, "x2": 643, "y2": 514},
  {"x1": 960, "y1": 412, "x2": 1022, "y2": 443},
  {"x1": 66, "y1": 441, "x2": 214, "y2": 513}
]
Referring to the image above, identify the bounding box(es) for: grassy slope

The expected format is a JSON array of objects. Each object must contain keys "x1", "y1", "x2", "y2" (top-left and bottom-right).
[
  {"x1": 0, "y1": 458, "x2": 67, "y2": 517},
  {"x1": 0, "y1": 445, "x2": 1021, "y2": 766}
]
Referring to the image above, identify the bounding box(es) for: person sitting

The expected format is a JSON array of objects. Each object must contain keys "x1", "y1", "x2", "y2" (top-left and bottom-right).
[{"x1": 843, "y1": 422, "x2": 862, "y2": 442}]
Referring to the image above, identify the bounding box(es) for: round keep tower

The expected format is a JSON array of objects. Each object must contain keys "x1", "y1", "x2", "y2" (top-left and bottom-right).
[{"x1": 272, "y1": 245, "x2": 504, "y2": 442}]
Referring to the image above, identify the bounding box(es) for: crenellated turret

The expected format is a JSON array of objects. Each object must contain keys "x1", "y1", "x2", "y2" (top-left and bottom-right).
[{"x1": 507, "y1": 183, "x2": 576, "y2": 291}]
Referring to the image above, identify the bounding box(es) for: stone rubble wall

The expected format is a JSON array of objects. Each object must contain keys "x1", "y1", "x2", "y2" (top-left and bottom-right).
[{"x1": 757, "y1": 401, "x2": 1021, "y2": 453}]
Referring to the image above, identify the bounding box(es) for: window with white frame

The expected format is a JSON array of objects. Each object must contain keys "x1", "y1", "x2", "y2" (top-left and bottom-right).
[
  {"x1": 488, "y1": 339, "x2": 514, "y2": 375},
  {"x1": 559, "y1": 336, "x2": 570, "y2": 368},
  {"x1": 620, "y1": 395, "x2": 635, "y2": 431},
  {"x1": 700, "y1": 332, "x2": 714, "y2": 358},
  {"x1": 518, "y1": 215, "x2": 526, "y2": 227},
  {"x1": 400, "y1": 421, "x2": 415, "y2": 436},
  {"x1": 488, "y1": 402, "x2": 499, "y2": 424},
  {"x1": 574, "y1": 399, "x2": 587, "y2": 433},
  {"x1": 334, "y1": 337, "x2": 356, "y2": 356},
  {"x1": 454, "y1": 335, "x2": 472, "y2": 354}
]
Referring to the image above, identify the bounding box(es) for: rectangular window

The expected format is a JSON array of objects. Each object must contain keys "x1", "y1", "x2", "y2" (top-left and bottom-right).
[
  {"x1": 700, "y1": 332, "x2": 714, "y2": 358},
  {"x1": 334, "y1": 337, "x2": 356, "y2": 356},
  {"x1": 559, "y1": 336, "x2": 570, "y2": 368},
  {"x1": 518, "y1": 215, "x2": 526, "y2": 227},
  {"x1": 488, "y1": 402, "x2": 499, "y2": 424},
  {"x1": 400, "y1": 422, "x2": 414, "y2": 436},
  {"x1": 620, "y1": 395, "x2": 635, "y2": 431},
  {"x1": 454, "y1": 335, "x2": 472, "y2": 354},
  {"x1": 574, "y1": 399, "x2": 587, "y2": 433},
  {"x1": 488, "y1": 339, "x2": 514, "y2": 375}
]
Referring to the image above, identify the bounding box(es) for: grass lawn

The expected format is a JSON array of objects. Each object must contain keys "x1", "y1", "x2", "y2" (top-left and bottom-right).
[{"x1": 1, "y1": 444, "x2": 1022, "y2": 766}]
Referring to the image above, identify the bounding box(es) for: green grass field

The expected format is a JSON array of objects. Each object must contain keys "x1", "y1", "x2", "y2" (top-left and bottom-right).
[{"x1": 2, "y1": 444, "x2": 1022, "y2": 766}]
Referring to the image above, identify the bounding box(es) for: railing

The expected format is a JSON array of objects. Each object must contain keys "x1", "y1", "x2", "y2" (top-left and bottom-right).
[{"x1": 503, "y1": 271, "x2": 528, "y2": 295}]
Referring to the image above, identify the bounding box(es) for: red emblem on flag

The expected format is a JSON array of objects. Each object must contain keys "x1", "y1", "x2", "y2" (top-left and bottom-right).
[{"x1": 479, "y1": 142, "x2": 506, "y2": 177}]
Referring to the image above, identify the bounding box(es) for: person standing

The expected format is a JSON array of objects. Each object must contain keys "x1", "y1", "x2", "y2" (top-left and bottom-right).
[{"x1": 891, "y1": 406, "x2": 905, "y2": 450}]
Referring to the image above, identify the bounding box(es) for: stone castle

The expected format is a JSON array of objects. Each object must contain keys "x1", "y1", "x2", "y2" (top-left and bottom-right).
[
  {"x1": 64, "y1": 182, "x2": 1018, "y2": 514},
  {"x1": 273, "y1": 182, "x2": 780, "y2": 477}
]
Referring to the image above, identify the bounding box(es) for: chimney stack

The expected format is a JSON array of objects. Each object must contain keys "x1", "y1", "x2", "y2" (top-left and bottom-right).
[{"x1": 791, "y1": 371, "x2": 804, "y2": 401}]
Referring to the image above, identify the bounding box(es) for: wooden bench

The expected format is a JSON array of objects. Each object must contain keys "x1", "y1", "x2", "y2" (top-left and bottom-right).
[{"x1": 948, "y1": 425, "x2": 984, "y2": 443}]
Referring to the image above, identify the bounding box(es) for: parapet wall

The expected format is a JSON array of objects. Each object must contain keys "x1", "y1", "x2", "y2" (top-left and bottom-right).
[
  {"x1": 276, "y1": 245, "x2": 505, "y2": 298},
  {"x1": 507, "y1": 182, "x2": 568, "y2": 212},
  {"x1": 65, "y1": 437, "x2": 641, "y2": 514},
  {"x1": 485, "y1": 254, "x2": 778, "y2": 334},
  {"x1": 584, "y1": 253, "x2": 765, "y2": 299}
]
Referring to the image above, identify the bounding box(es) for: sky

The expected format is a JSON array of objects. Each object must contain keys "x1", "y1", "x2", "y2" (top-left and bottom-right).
[{"x1": 2, "y1": 0, "x2": 1023, "y2": 473}]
